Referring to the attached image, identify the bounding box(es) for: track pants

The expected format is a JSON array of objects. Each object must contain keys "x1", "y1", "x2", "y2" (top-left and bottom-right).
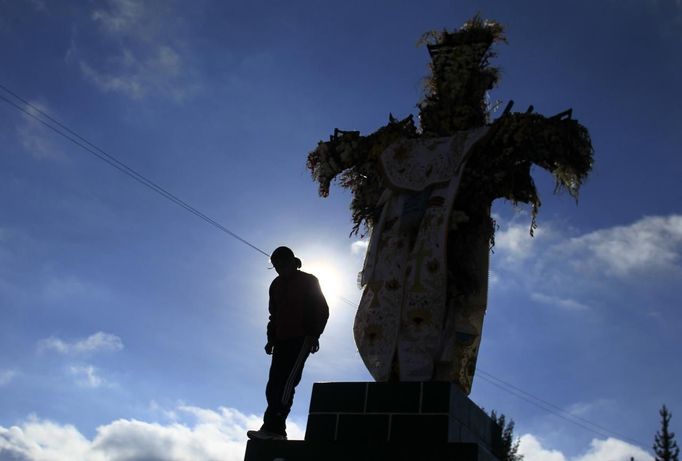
[{"x1": 262, "y1": 336, "x2": 312, "y2": 436}]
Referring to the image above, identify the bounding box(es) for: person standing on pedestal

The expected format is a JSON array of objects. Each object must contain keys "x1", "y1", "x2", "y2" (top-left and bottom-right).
[{"x1": 247, "y1": 246, "x2": 330, "y2": 441}]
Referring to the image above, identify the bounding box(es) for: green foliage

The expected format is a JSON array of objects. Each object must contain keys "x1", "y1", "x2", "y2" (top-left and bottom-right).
[
  {"x1": 306, "y1": 14, "x2": 594, "y2": 240},
  {"x1": 306, "y1": 114, "x2": 417, "y2": 236},
  {"x1": 462, "y1": 110, "x2": 593, "y2": 235},
  {"x1": 490, "y1": 410, "x2": 523, "y2": 461},
  {"x1": 654, "y1": 405, "x2": 680, "y2": 461},
  {"x1": 418, "y1": 14, "x2": 506, "y2": 135}
]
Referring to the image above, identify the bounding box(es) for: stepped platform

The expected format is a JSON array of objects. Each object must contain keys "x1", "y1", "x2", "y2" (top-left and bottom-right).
[{"x1": 245, "y1": 381, "x2": 502, "y2": 461}]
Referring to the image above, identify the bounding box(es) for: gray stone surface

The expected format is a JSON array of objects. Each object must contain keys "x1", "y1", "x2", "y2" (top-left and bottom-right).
[
  {"x1": 447, "y1": 383, "x2": 501, "y2": 455},
  {"x1": 301, "y1": 382, "x2": 502, "y2": 460}
]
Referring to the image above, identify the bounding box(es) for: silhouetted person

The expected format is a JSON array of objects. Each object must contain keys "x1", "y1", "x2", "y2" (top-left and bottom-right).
[{"x1": 247, "y1": 246, "x2": 329, "y2": 440}]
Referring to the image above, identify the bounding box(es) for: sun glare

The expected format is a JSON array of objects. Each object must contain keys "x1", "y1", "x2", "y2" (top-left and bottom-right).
[{"x1": 303, "y1": 261, "x2": 343, "y2": 307}]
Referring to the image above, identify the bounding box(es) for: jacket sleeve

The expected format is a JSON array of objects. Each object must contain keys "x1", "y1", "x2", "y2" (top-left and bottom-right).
[
  {"x1": 304, "y1": 276, "x2": 329, "y2": 338},
  {"x1": 266, "y1": 282, "x2": 276, "y2": 344}
]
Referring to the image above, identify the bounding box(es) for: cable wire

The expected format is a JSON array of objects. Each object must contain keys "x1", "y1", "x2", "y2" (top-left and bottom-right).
[
  {"x1": 476, "y1": 369, "x2": 647, "y2": 447},
  {"x1": 0, "y1": 85, "x2": 270, "y2": 258},
  {"x1": 477, "y1": 368, "x2": 637, "y2": 440},
  {"x1": 0, "y1": 83, "x2": 359, "y2": 308}
]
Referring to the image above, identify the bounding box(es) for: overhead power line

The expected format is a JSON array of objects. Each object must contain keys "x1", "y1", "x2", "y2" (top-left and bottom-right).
[
  {"x1": 0, "y1": 83, "x2": 270, "y2": 258},
  {"x1": 0, "y1": 83, "x2": 360, "y2": 309},
  {"x1": 476, "y1": 368, "x2": 647, "y2": 447}
]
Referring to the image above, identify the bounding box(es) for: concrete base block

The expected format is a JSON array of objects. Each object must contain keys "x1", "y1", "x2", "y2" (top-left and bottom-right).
[{"x1": 244, "y1": 382, "x2": 502, "y2": 461}]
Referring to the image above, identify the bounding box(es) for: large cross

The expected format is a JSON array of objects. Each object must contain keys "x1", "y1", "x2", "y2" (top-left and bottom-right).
[{"x1": 306, "y1": 16, "x2": 593, "y2": 389}]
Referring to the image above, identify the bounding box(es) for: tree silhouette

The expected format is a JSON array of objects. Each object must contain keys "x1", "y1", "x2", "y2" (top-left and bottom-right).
[
  {"x1": 490, "y1": 410, "x2": 523, "y2": 461},
  {"x1": 654, "y1": 405, "x2": 680, "y2": 461}
]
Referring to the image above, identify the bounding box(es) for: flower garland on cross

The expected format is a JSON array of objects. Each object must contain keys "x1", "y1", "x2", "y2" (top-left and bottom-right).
[{"x1": 306, "y1": 15, "x2": 594, "y2": 390}]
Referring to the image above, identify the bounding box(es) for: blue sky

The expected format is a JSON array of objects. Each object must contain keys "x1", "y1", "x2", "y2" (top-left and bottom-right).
[{"x1": 1, "y1": 0, "x2": 681, "y2": 460}]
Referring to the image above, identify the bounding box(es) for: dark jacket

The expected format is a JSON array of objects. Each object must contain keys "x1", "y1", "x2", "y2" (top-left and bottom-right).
[{"x1": 267, "y1": 270, "x2": 329, "y2": 342}]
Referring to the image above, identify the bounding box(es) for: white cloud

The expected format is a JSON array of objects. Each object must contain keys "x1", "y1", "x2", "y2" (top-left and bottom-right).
[
  {"x1": 495, "y1": 214, "x2": 682, "y2": 277},
  {"x1": 494, "y1": 214, "x2": 682, "y2": 301},
  {"x1": 80, "y1": 45, "x2": 189, "y2": 100},
  {"x1": 486, "y1": 214, "x2": 682, "y2": 320},
  {"x1": 80, "y1": 46, "x2": 193, "y2": 100},
  {"x1": 91, "y1": 0, "x2": 146, "y2": 36},
  {"x1": 488, "y1": 270, "x2": 500, "y2": 286},
  {"x1": 494, "y1": 222, "x2": 548, "y2": 262},
  {"x1": 148, "y1": 400, "x2": 179, "y2": 422},
  {"x1": 519, "y1": 433, "x2": 653, "y2": 461},
  {"x1": 575, "y1": 437, "x2": 653, "y2": 461},
  {"x1": 519, "y1": 434, "x2": 567, "y2": 461},
  {"x1": 80, "y1": 58, "x2": 143, "y2": 98},
  {"x1": 38, "y1": 332, "x2": 123, "y2": 355},
  {"x1": 574, "y1": 437, "x2": 653, "y2": 461},
  {"x1": 351, "y1": 240, "x2": 369, "y2": 256},
  {"x1": 495, "y1": 223, "x2": 534, "y2": 259},
  {"x1": 69, "y1": 365, "x2": 108, "y2": 388},
  {"x1": 0, "y1": 406, "x2": 304, "y2": 461},
  {"x1": 557, "y1": 215, "x2": 682, "y2": 277},
  {"x1": 0, "y1": 405, "x2": 654, "y2": 461},
  {"x1": 530, "y1": 292, "x2": 590, "y2": 311},
  {"x1": 565, "y1": 399, "x2": 616, "y2": 419},
  {"x1": 0, "y1": 417, "x2": 96, "y2": 461},
  {"x1": 76, "y1": 0, "x2": 198, "y2": 101},
  {"x1": 0, "y1": 369, "x2": 17, "y2": 386}
]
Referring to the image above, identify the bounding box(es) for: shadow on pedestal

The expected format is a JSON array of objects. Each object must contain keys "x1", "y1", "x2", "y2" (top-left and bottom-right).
[
  {"x1": 245, "y1": 382, "x2": 502, "y2": 461},
  {"x1": 245, "y1": 440, "x2": 478, "y2": 461}
]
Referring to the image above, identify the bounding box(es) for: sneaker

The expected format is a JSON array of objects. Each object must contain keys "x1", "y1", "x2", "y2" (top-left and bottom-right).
[{"x1": 246, "y1": 429, "x2": 287, "y2": 441}]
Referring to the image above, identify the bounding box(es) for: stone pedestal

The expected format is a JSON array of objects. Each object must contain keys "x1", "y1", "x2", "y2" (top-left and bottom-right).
[{"x1": 244, "y1": 382, "x2": 502, "y2": 461}]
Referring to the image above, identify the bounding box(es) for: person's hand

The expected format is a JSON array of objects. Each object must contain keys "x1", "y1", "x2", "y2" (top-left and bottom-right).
[
  {"x1": 309, "y1": 337, "x2": 320, "y2": 354},
  {"x1": 264, "y1": 342, "x2": 274, "y2": 355}
]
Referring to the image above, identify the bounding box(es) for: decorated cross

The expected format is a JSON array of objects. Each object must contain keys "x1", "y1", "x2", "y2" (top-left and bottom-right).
[{"x1": 307, "y1": 16, "x2": 593, "y2": 394}]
